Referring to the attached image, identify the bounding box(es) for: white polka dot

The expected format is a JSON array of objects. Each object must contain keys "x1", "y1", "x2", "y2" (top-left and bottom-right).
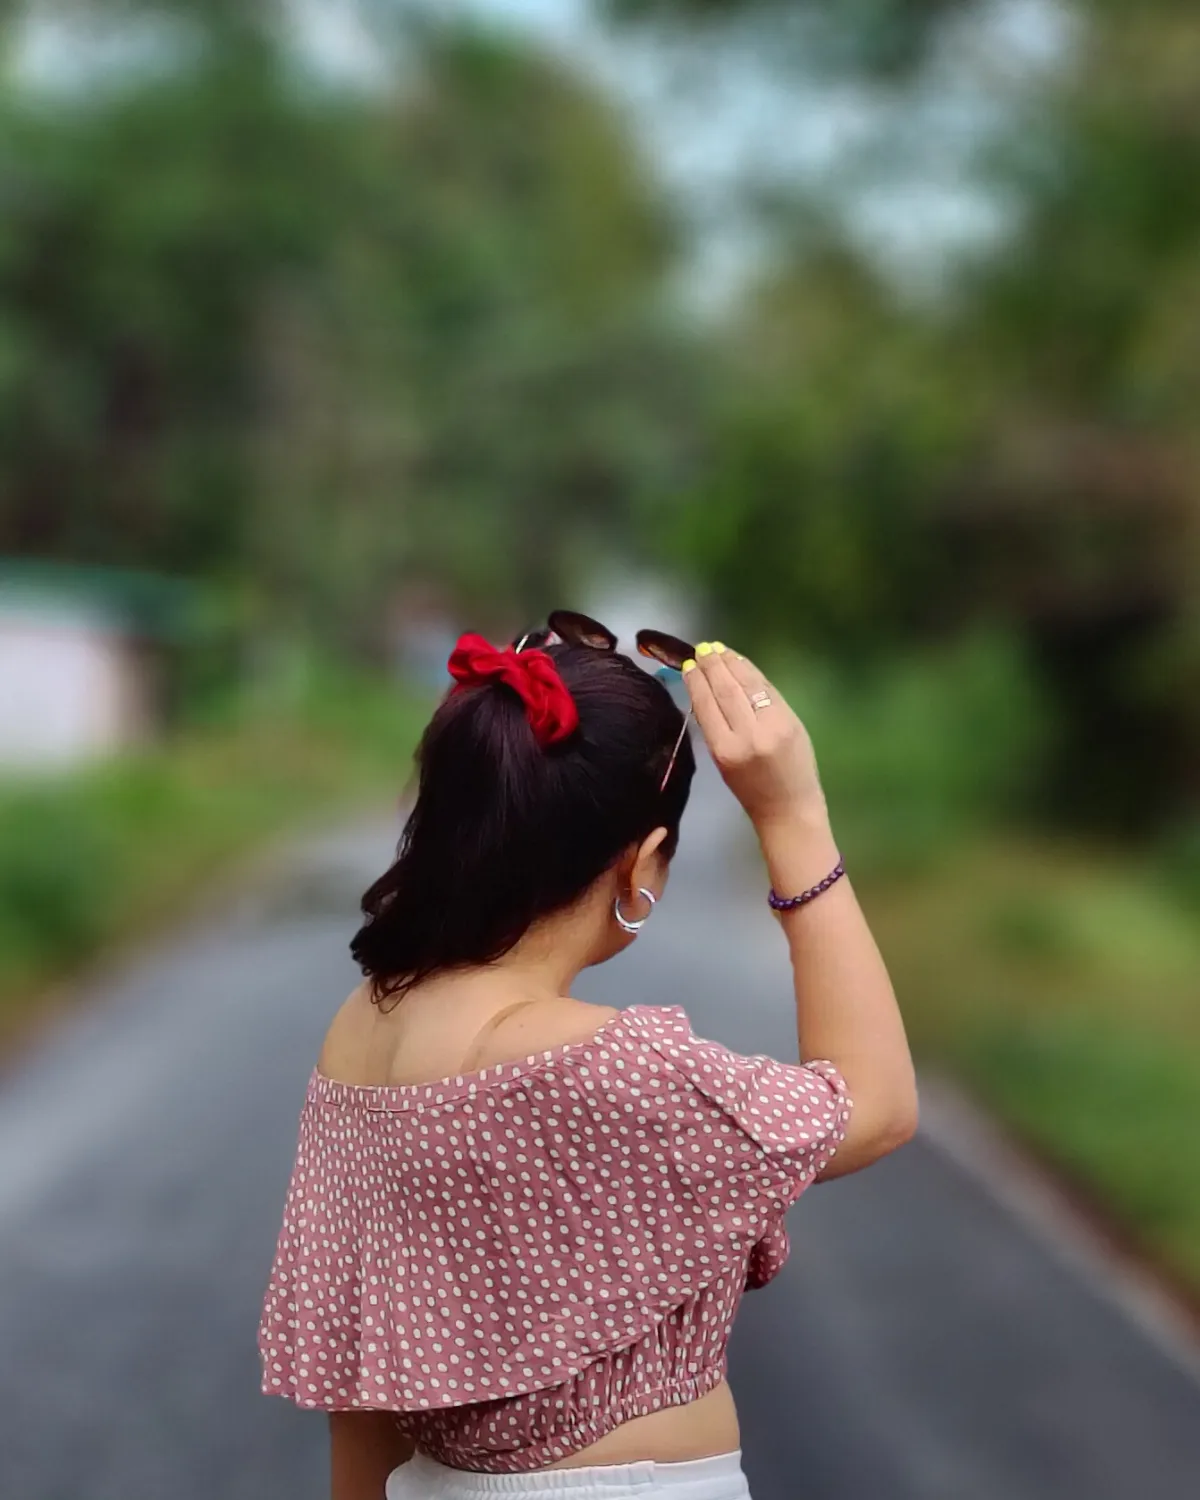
[{"x1": 257, "y1": 1003, "x2": 852, "y2": 1469}]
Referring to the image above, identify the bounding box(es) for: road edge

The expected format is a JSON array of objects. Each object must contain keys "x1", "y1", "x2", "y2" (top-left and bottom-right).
[{"x1": 917, "y1": 1069, "x2": 1200, "y2": 1390}]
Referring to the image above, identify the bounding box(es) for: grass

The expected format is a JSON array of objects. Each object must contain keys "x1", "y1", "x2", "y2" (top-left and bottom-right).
[
  {"x1": 766, "y1": 639, "x2": 1200, "y2": 1294},
  {"x1": 864, "y1": 838, "x2": 1200, "y2": 1295},
  {"x1": 6, "y1": 639, "x2": 1197, "y2": 1303},
  {"x1": 0, "y1": 671, "x2": 430, "y2": 1048}
]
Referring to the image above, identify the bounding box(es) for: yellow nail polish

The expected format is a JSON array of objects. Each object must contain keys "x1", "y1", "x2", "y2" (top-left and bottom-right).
[
  {"x1": 696, "y1": 642, "x2": 713, "y2": 657},
  {"x1": 681, "y1": 659, "x2": 697, "y2": 673},
  {"x1": 712, "y1": 641, "x2": 727, "y2": 653}
]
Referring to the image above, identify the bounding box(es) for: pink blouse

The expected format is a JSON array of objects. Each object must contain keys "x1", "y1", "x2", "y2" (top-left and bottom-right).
[{"x1": 258, "y1": 1003, "x2": 852, "y2": 1471}]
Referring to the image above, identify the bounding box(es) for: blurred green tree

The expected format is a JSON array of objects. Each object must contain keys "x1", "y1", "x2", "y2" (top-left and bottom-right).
[
  {"x1": 251, "y1": 26, "x2": 704, "y2": 653},
  {"x1": 0, "y1": 4, "x2": 702, "y2": 660},
  {"x1": 638, "y1": 0, "x2": 1200, "y2": 831},
  {"x1": 5, "y1": 0, "x2": 1200, "y2": 831},
  {"x1": 604, "y1": 0, "x2": 966, "y2": 78},
  {"x1": 0, "y1": 8, "x2": 321, "y2": 573}
]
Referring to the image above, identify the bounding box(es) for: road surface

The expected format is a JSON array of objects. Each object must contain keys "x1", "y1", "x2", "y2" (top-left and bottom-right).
[{"x1": 1, "y1": 763, "x2": 1198, "y2": 1499}]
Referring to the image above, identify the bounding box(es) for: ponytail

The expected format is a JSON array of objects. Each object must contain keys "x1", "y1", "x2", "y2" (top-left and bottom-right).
[{"x1": 350, "y1": 644, "x2": 694, "y2": 1008}]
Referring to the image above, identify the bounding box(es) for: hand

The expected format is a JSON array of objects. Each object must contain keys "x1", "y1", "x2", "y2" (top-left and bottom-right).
[{"x1": 682, "y1": 644, "x2": 827, "y2": 832}]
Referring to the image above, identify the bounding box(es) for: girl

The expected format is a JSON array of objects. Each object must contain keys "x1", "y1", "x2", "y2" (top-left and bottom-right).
[{"x1": 260, "y1": 614, "x2": 917, "y2": 1499}]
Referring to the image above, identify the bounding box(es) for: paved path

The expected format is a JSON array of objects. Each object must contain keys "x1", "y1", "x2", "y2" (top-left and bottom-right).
[{"x1": 1, "y1": 765, "x2": 1198, "y2": 1499}]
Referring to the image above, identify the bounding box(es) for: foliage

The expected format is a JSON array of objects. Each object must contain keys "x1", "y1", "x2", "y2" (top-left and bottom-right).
[
  {"x1": 2, "y1": 0, "x2": 1200, "y2": 1292},
  {"x1": 869, "y1": 837, "x2": 1200, "y2": 1291},
  {"x1": 0, "y1": 671, "x2": 429, "y2": 1036},
  {"x1": 655, "y1": 3, "x2": 1200, "y2": 832},
  {"x1": 251, "y1": 29, "x2": 704, "y2": 647},
  {"x1": 773, "y1": 629, "x2": 1048, "y2": 871},
  {"x1": 0, "y1": 17, "x2": 322, "y2": 571},
  {"x1": 1156, "y1": 816, "x2": 1200, "y2": 914},
  {"x1": 603, "y1": 0, "x2": 969, "y2": 79},
  {"x1": 0, "y1": 10, "x2": 702, "y2": 651},
  {"x1": 2, "y1": 0, "x2": 1200, "y2": 836},
  {"x1": 672, "y1": 245, "x2": 975, "y2": 660}
]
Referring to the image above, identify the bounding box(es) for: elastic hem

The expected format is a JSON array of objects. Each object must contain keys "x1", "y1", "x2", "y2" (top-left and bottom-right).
[
  {"x1": 425, "y1": 1363, "x2": 729, "y2": 1475},
  {"x1": 402, "y1": 1447, "x2": 744, "y2": 1493}
]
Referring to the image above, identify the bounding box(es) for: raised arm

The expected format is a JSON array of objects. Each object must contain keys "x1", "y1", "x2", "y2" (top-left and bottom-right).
[{"x1": 682, "y1": 644, "x2": 918, "y2": 1178}]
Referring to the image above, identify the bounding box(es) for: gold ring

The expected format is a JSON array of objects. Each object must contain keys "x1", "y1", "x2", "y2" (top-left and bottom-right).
[{"x1": 750, "y1": 691, "x2": 772, "y2": 711}]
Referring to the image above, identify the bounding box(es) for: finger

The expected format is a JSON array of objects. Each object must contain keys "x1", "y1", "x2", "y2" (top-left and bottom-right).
[
  {"x1": 683, "y1": 662, "x2": 737, "y2": 759},
  {"x1": 721, "y1": 650, "x2": 778, "y2": 713},
  {"x1": 721, "y1": 648, "x2": 770, "y2": 697},
  {"x1": 697, "y1": 648, "x2": 757, "y2": 736}
]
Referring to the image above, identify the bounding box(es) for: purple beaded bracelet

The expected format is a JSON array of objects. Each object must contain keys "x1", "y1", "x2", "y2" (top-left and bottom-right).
[{"x1": 768, "y1": 857, "x2": 846, "y2": 912}]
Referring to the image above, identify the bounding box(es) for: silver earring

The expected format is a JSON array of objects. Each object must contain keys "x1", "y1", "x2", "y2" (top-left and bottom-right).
[{"x1": 614, "y1": 887, "x2": 656, "y2": 935}]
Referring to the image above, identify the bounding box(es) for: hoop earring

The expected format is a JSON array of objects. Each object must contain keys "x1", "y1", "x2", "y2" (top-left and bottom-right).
[{"x1": 614, "y1": 887, "x2": 656, "y2": 936}]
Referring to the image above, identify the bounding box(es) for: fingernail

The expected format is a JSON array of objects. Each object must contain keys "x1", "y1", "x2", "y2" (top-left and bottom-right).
[
  {"x1": 696, "y1": 642, "x2": 714, "y2": 657},
  {"x1": 681, "y1": 659, "x2": 697, "y2": 673},
  {"x1": 712, "y1": 641, "x2": 727, "y2": 654}
]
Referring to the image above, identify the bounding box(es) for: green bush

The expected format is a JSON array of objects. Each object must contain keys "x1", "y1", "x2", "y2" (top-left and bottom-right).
[
  {"x1": 0, "y1": 674, "x2": 430, "y2": 1031},
  {"x1": 0, "y1": 791, "x2": 121, "y2": 967},
  {"x1": 773, "y1": 628, "x2": 1049, "y2": 871},
  {"x1": 962, "y1": 1010, "x2": 1200, "y2": 1280},
  {"x1": 1156, "y1": 816, "x2": 1200, "y2": 914}
]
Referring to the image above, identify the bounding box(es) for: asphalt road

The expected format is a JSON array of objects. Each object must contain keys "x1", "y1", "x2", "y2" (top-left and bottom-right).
[{"x1": 2, "y1": 763, "x2": 1198, "y2": 1500}]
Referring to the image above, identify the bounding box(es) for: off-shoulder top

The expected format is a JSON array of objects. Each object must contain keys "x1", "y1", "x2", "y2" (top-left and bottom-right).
[{"x1": 258, "y1": 1003, "x2": 852, "y2": 1472}]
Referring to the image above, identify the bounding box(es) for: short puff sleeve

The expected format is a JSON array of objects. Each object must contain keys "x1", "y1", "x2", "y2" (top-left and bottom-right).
[{"x1": 642, "y1": 1012, "x2": 853, "y2": 1290}]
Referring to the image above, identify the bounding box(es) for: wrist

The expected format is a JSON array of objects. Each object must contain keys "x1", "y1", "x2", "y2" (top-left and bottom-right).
[
  {"x1": 752, "y1": 797, "x2": 833, "y2": 847},
  {"x1": 755, "y1": 814, "x2": 840, "y2": 898}
]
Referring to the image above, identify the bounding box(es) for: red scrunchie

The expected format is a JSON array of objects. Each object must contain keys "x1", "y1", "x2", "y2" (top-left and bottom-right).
[{"x1": 447, "y1": 632, "x2": 579, "y2": 746}]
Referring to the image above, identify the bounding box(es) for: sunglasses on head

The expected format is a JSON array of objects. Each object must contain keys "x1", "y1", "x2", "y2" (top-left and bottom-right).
[{"x1": 512, "y1": 609, "x2": 696, "y2": 792}]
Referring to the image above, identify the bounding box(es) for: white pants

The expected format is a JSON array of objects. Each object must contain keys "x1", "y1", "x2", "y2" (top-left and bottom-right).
[{"x1": 385, "y1": 1449, "x2": 752, "y2": 1499}]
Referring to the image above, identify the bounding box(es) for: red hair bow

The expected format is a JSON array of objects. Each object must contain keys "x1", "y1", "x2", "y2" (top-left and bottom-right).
[{"x1": 447, "y1": 632, "x2": 579, "y2": 746}]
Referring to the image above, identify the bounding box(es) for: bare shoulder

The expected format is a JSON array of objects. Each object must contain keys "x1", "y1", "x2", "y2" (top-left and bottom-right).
[
  {"x1": 316, "y1": 981, "x2": 374, "y2": 1077},
  {"x1": 452, "y1": 997, "x2": 624, "y2": 1075},
  {"x1": 528, "y1": 999, "x2": 622, "y2": 1049},
  {"x1": 316, "y1": 986, "x2": 622, "y2": 1086}
]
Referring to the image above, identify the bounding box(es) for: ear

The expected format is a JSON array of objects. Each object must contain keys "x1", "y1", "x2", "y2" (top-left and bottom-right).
[{"x1": 626, "y1": 825, "x2": 670, "y2": 898}]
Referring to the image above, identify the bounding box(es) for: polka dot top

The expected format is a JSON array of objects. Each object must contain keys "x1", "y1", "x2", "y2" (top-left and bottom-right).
[{"x1": 258, "y1": 1003, "x2": 852, "y2": 1471}]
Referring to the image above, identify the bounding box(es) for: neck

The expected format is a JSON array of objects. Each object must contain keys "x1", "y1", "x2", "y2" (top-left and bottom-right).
[
  {"x1": 488, "y1": 915, "x2": 593, "y2": 1001},
  {"x1": 483, "y1": 882, "x2": 617, "y2": 1003},
  {"x1": 403, "y1": 891, "x2": 613, "y2": 1012}
]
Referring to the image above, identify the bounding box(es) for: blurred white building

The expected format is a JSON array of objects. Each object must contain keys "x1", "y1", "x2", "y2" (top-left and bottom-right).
[{"x1": 0, "y1": 591, "x2": 149, "y2": 772}]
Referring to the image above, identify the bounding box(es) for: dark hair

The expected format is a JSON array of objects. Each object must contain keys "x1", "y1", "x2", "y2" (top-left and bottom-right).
[{"x1": 351, "y1": 645, "x2": 696, "y2": 1008}]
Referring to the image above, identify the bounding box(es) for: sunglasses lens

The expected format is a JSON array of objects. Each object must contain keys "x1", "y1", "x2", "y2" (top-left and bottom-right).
[
  {"x1": 636, "y1": 630, "x2": 694, "y2": 672},
  {"x1": 548, "y1": 609, "x2": 617, "y2": 652}
]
